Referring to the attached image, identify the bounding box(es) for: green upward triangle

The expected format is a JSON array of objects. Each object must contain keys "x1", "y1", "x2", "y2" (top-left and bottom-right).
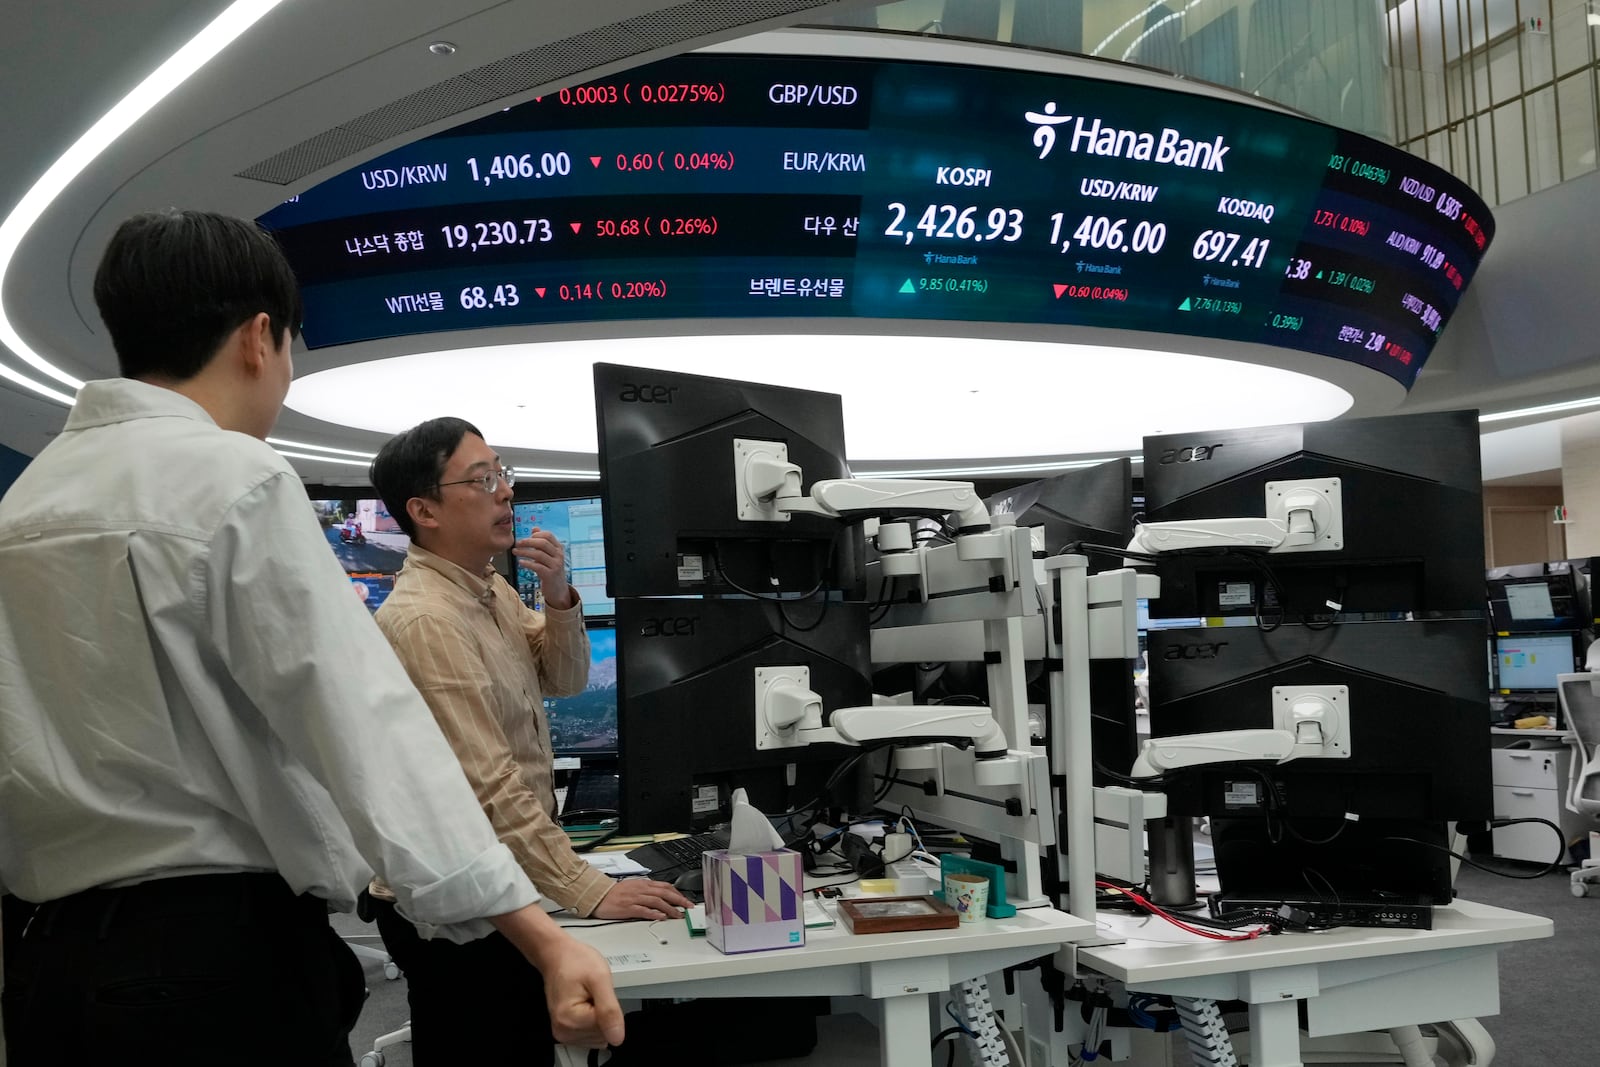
[
  {"x1": 1178, "y1": 297, "x2": 1192, "y2": 311},
  {"x1": 898, "y1": 278, "x2": 916, "y2": 294},
  {"x1": 1316, "y1": 271, "x2": 1325, "y2": 279}
]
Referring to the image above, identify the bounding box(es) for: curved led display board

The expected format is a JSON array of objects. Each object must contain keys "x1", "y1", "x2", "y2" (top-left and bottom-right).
[{"x1": 262, "y1": 52, "x2": 1493, "y2": 388}]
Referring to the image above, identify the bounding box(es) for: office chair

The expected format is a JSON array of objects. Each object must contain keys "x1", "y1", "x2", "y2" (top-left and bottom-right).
[
  {"x1": 1559, "y1": 671, "x2": 1600, "y2": 897},
  {"x1": 347, "y1": 940, "x2": 402, "y2": 981}
]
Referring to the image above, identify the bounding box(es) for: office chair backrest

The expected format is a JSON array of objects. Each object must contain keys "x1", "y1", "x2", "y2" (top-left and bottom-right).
[{"x1": 1559, "y1": 673, "x2": 1600, "y2": 815}]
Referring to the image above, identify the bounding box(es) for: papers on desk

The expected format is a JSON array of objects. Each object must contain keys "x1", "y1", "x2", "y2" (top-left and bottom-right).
[{"x1": 581, "y1": 852, "x2": 649, "y2": 877}]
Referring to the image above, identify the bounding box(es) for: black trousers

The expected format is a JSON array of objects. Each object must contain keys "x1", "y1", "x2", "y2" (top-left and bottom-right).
[
  {"x1": 0, "y1": 873, "x2": 364, "y2": 1067},
  {"x1": 372, "y1": 895, "x2": 555, "y2": 1066}
]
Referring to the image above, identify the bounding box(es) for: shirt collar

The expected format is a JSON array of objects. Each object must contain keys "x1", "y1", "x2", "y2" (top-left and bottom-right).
[
  {"x1": 64, "y1": 378, "x2": 219, "y2": 432},
  {"x1": 404, "y1": 542, "x2": 500, "y2": 604}
]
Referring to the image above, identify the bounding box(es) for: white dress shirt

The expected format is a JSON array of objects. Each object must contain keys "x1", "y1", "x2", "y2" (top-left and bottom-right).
[{"x1": 0, "y1": 379, "x2": 536, "y2": 940}]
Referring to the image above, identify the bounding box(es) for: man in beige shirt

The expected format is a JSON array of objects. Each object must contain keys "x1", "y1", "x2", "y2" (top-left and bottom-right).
[{"x1": 368, "y1": 417, "x2": 687, "y2": 1065}]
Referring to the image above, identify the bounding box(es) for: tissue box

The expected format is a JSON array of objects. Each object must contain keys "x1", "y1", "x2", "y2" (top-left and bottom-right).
[{"x1": 703, "y1": 849, "x2": 805, "y2": 955}]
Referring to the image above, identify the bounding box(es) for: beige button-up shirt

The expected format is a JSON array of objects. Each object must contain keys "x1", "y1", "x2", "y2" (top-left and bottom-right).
[{"x1": 375, "y1": 544, "x2": 614, "y2": 916}]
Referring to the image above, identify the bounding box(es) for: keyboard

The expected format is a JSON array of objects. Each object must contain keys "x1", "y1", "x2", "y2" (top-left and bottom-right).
[{"x1": 625, "y1": 831, "x2": 731, "y2": 878}]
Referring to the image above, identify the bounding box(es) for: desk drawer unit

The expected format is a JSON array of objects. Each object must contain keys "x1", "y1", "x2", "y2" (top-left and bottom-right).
[
  {"x1": 1491, "y1": 747, "x2": 1572, "y2": 864},
  {"x1": 1492, "y1": 748, "x2": 1564, "y2": 790}
]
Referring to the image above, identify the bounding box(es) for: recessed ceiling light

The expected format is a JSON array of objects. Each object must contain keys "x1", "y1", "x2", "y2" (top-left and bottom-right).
[{"x1": 428, "y1": 41, "x2": 457, "y2": 56}]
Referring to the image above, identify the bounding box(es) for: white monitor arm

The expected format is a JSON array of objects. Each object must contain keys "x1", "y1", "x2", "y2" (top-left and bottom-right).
[
  {"x1": 753, "y1": 666, "x2": 1016, "y2": 786},
  {"x1": 1130, "y1": 685, "x2": 1351, "y2": 777},
  {"x1": 1127, "y1": 478, "x2": 1344, "y2": 557},
  {"x1": 735, "y1": 439, "x2": 990, "y2": 531}
]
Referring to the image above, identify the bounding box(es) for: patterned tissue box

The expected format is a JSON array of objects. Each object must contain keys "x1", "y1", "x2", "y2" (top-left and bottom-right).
[{"x1": 702, "y1": 848, "x2": 805, "y2": 955}]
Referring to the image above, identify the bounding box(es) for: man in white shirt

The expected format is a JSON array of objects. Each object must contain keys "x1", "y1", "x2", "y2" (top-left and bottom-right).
[{"x1": 0, "y1": 210, "x2": 623, "y2": 1066}]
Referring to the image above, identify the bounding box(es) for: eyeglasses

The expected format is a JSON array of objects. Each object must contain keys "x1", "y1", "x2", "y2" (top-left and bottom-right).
[{"x1": 436, "y1": 465, "x2": 516, "y2": 494}]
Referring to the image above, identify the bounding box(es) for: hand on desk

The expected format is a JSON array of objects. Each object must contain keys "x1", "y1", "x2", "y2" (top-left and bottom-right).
[{"x1": 594, "y1": 877, "x2": 692, "y2": 921}]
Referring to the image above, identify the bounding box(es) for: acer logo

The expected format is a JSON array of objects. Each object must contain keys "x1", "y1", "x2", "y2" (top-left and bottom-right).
[
  {"x1": 1163, "y1": 642, "x2": 1228, "y2": 660},
  {"x1": 639, "y1": 617, "x2": 697, "y2": 637},
  {"x1": 1159, "y1": 444, "x2": 1223, "y2": 464},
  {"x1": 618, "y1": 383, "x2": 678, "y2": 403}
]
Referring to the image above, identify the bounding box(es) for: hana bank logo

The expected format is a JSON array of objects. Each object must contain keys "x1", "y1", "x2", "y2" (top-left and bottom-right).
[
  {"x1": 1025, "y1": 102, "x2": 1072, "y2": 159},
  {"x1": 1024, "y1": 102, "x2": 1232, "y2": 171}
]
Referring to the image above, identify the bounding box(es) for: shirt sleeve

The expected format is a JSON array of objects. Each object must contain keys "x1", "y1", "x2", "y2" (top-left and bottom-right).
[
  {"x1": 521, "y1": 590, "x2": 590, "y2": 699},
  {"x1": 203, "y1": 471, "x2": 538, "y2": 938},
  {"x1": 385, "y1": 610, "x2": 614, "y2": 917}
]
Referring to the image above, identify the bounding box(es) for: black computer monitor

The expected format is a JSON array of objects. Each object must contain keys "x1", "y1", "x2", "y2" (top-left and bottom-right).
[
  {"x1": 1141, "y1": 410, "x2": 1484, "y2": 619},
  {"x1": 1148, "y1": 616, "x2": 1492, "y2": 903},
  {"x1": 512, "y1": 497, "x2": 614, "y2": 617},
  {"x1": 615, "y1": 598, "x2": 870, "y2": 834},
  {"x1": 1493, "y1": 631, "x2": 1583, "y2": 693},
  {"x1": 593, "y1": 363, "x2": 865, "y2": 600},
  {"x1": 1486, "y1": 569, "x2": 1579, "y2": 632},
  {"x1": 983, "y1": 458, "x2": 1133, "y2": 567},
  {"x1": 543, "y1": 624, "x2": 618, "y2": 757}
]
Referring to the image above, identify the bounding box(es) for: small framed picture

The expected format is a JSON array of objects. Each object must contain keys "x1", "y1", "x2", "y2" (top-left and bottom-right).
[{"x1": 837, "y1": 895, "x2": 960, "y2": 934}]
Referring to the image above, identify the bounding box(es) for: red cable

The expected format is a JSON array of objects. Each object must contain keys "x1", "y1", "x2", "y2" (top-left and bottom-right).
[{"x1": 1096, "y1": 881, "x2": 1266, "y2": 941}]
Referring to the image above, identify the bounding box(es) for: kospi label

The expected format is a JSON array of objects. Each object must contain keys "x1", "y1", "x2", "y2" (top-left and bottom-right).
[{"x1": 769, "y1": 83, "x2": 859, "y2": 106}]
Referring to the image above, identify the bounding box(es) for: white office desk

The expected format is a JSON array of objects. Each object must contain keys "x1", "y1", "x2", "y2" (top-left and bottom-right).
[
  {"x1": 564, "y1": 903, "x2": 1095, "y2": 1067},
  {"x1": 1078, "y1": 899, "x2": 1552, "y2": 1067}
]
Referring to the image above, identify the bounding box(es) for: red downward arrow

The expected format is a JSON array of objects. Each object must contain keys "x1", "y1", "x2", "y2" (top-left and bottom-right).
[
  {"x1": 534, "y1": 96, "x2": 542, "y2": 102},
  {"x1": 534, "y1": 287, "x2": 546, "y2": 299},
  {"x1": 590, "y1": 156, "x2": 602, "y2": 168},
  {"x1": 570, "y1": 222, "x2": 582, "y2": 234},
  {"x1": 1053, "y1": 283, "x2": 1068, "y2": 299}
]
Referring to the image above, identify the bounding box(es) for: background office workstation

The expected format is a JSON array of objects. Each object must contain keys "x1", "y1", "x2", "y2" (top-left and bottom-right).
[{"x1": 5, "y1": 1, "x2": 1600, "y2": 1065}]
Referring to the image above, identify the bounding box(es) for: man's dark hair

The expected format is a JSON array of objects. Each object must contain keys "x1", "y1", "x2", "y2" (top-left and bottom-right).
[
  {"x1": 92, "y1": 209, "x2": 303, "y2": 381},
  {"x1": 370, "y1": 417, "x2": 485, "y2": 540}
]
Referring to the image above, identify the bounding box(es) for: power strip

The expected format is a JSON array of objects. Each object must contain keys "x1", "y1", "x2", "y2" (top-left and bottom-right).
[
  {"x1": 887, "y1": 858, "x2": 938, "y2": 897},
  {"x1": 1211, "y1": 894, "x2": 1434, "y2": 930}
]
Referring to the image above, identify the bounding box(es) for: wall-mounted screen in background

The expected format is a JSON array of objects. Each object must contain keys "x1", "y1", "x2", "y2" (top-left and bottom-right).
[
  {"x1": 263, "y1": 51, "x2": 1492, "y2": 389},
  {"x1": 310, "y1": 498, "x2": 411, "y2": 614}
]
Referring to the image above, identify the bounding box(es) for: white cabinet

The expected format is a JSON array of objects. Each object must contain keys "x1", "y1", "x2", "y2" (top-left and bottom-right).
[{"x1": 1490, "y1": 746, "x2": 1582, "y2": 864}]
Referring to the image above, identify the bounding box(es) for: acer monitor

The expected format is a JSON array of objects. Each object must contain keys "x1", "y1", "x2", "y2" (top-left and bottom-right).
[
  {"x1": 982, "y1": 458, "x2": 1134, "y2": 566},
  {"x1": 1147, "y1": 616, "x2": 1492, "y2": 904},
  {"x1": 1140, "y1": 410, "x2": 1484, "y2": 620},
  {"x1": 543, "y1": 625, "x2": 619, "y2": 757},
  {"x1": 593, "y1": 363, "x2": 865, "y2": 600},
  {"x1": 614, "y1": 598, "x2": 870, "y2": 834},
  {"x1": 512, "y1": 497, "x2": 614, "y2": 617}
]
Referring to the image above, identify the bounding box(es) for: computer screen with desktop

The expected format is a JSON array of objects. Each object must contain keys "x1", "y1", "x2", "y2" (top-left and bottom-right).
[
  {"x1": 1494, "y1": 632, "x2": 1583, "y2": 693},
  {"x1": 613, "y1": 598, "x2": 870, "y2": 835},
  {"x1": 1487, "y1": 568, "x2": 1579, "y2": 633},
  {"x1": 593, "y1": 362, "x2": 865, "y2": 600},
  {"x1": 308, "y1": 497, "x2": 411, "y2": 613},
  {"x1": 543, "y1": 625, "x2": 618, "y2": 757},
  {"x1": 512, "y1": 497, "x2": 614, "y2": 617}
]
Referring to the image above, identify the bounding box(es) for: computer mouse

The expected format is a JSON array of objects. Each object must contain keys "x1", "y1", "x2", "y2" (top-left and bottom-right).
[{"x1": 673, "y1": 869, "x2": 705, "y2": 895}]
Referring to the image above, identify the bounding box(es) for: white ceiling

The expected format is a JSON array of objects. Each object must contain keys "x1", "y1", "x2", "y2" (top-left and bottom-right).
[{"x1": 3, "y1": 0, "x2": 1598, "y2": 486}]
